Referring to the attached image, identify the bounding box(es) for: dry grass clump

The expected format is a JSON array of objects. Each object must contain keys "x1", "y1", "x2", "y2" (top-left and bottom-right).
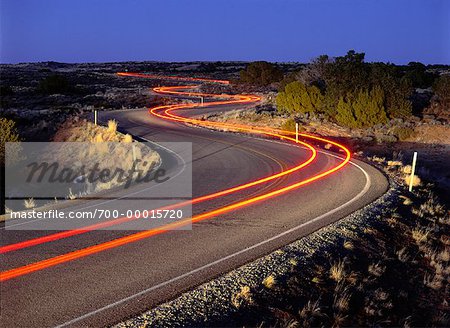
[
  {"x1": 368, "y1": 262, "x2": 385, "y2": 277},
  {"x1": 45, "y1": 119, "x2": 160, "y2": 198},
  {"x1": 93, "y1": 133, "x2": 104, "y2": 143},
  {"x1": 411, "y1": 227, "x2": 429, "y2": 244},
  {"x1": 403, "y1": 174, "x2": 421, "y2": 187},
  {"x1": 437, "y1": 248, "x2": 449, "y2": 262},
  {"x1": 54, "y1": 119, "x2": 133, "y2": 143},
  {"x1": 402, "y1": 165, "x2": 412, "y2": 174},
  {"x1": 67, "y1": 188, "x2": 76, "y2": 200},
  {"x1": 396, "y1": 247, "x2": 411, "y2": 263},
  {"x1": 412, "y1": 196, "x2": 446, "y2": 219},
  {"x1": 333, "y1": 289, "x2": 351, "y2": 312},
  {"x1": 289, "y1": 258, "x2": 298, "y2": 266},
  {"x1": 24, "y1": 198, "x2": 36, "y2": 209},
  {"x1": 387, "y1": 160, "x2": 402, "y2": 167},
  {"x1": 298, "y1": 300, "x2": 324, "y2": 323},
  {"x1": 231, "y1": 286, "x2": 253, "y2": 309},
  {"x1": 329, "y1": 260, "x2": 346, "y2": 282},
  {"x1": 107, "y1": 119, "x2": 118, "y2": 133},
  {"x1": 420, "y1": 197, "x2": 445, "y2": 216},
  {"x1": 123, "y1": 134, "x2": 133, "y2": 143},
  {"x1": 343, "y1": 240, "x2": 354, "y2": 250},
  {"x1": 0, "y1": 117, "x2": 22, "y2": 166},
  {"x1": 262, "y1": 275, "x2": 276, "y2": 289},
  {"x1": 371, "y1": 156, "x2": 385, "y2": 163},
  {"x1": 423, "y1": 273, "x2": 443, "y2": 290},
  {"x1": 400, "y1": 195, "x2": 413, "y2": 205}
]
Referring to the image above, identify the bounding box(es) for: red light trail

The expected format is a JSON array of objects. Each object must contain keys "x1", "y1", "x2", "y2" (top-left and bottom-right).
[{"x1": 0, "y1": 73, "x2": 351, "y2": 282}]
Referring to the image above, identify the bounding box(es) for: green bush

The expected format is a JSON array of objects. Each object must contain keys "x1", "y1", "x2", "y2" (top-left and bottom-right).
[
  {"x1": 276, "y1": 81, "x2": 323, "y2": 114},
  {"x1": 335, "y1": 86, "x2": 388, "y2": 128},
  {"x1": 278, "y1": 51, "x2": 414, "y2": 125}
]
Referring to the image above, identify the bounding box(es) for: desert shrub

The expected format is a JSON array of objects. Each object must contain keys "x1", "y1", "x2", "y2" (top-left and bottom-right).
[
  {"x1": 278, "y1": 51, "x2": 414, "y2": 126},
  {"x1": 281, "y1": 118, "x2": 297, "y2": 132},
  {"x1": 370, "y1": 63, "x2": 413, "y2": 119},
  {"x1": 276, "y1": 81, "x2": 324, "y2": 114},
  {"x1": 239, "y1": 61, "x2": 283, "y2": 86},
  {"x1": 386, "y1": 95, "x2": 413, "y2": 119},
  {"x1": 324, "y1": 51, "x2": 369, "y2": 98},
  {"x1": 433, "y1": 74, "x2": 450, "y2": 107},
  {"x1": 262, "y1": 275, "x2": 276, "y2": 289},
  {"x1": 404, "y1": 174, "x2": 421, "y2": 187},
  {"x1": 376, "y1": 134, "x2": 398, "y2": 143},
  {"x1": 335, "y1": 86, "x2": 388, "y2": 128},
  {"x1": 0, "y1": 118, "x2": 21, "y2": 165},
  {"x1": 24, "y1": 198, "x2": 36, "y2": 209},
  {"x1": 107, "y1": 120, "x2": 118, "y2": 133},
  {"x1": 38, "y1": 75, "x2": 70, "y2": 94},
  {"x1": 393, "y1": 126, "x2": 415, "y2": 141},
  {"x1": 403, "y1": 62, "x2": 437, "y2": 89},
  {"x1": 123, "y1": 134, "x2": 133, "y2": 143}
]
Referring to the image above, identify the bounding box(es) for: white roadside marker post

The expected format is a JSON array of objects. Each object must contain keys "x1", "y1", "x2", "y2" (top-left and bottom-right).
[
  {"x1": 295, "y1": 122, "x2": 299, "y2": 143},
  {"x1": 409, "y1": 151, "x2": 418, "y2": 192},
  {"x1": 200, "y1": 96, "x2": 204, "y2": 107},
  {"x1": 94, "y1": 109, "x2": 98, "y2": 126},
  {"x1": 132, "y1": 144, "x2": 137, "y2": 163}
]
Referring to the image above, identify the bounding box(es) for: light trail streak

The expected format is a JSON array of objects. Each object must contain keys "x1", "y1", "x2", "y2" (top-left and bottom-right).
[{"x1": 1, "y1": 73, "x2": 351, "y2": 281}]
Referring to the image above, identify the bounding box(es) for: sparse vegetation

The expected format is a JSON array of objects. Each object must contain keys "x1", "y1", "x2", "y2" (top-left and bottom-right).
[
  {"x1": 107, "y1": 119, "x2": 118, "y2": 133},
  {"x1": 392, "y1": 126, "x2": 415, "y2": 141},
  {"x1": 23, "y1": 198, "x2": 36, "y2": 209},
  {"x1": 329, "y1": 260, "x2": 346, "y2": 282},
  {"x1": 113, "y1": 157, "x2": 446, "y2": 327},
  {"x1": 262, "y1": 275, "x2": 276, "y2": 289},
  {"x1": 433, "y1": 74, "x2": 450, "y2": 107},
  {"x1": 404, "y1": 174, "x2": 421, "y2": 188},
  {"x1": 280, "y1": 118, "x2": 296, "y2": 132},
  {"x1": 221, "y1": 163, "x2": 449, "y2": 328},
  {"x1": 48, "y1": 118, "x2": 160, "y2": 198},
  {"x1": 0, "y1": 117, "x2": 21, "y2": 165},
  {"x1": 123, "y1": 134, "x2": 133, "y2": 143}
]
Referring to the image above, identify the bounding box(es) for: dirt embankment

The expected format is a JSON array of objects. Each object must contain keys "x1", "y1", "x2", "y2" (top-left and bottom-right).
[
  {"x1": 52, "y1": 118, "x2": 160, "y2": 193},
  {"x1": 4, "y1": 118, "x2": 161, "y2": 214}
]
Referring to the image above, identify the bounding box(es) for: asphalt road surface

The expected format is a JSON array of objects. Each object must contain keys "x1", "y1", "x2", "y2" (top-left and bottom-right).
[{"x1": 1, "y1": 85, "x2": 388, "y2": 327}]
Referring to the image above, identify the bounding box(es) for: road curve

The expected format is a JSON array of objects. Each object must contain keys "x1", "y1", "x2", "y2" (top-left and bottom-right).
[{"x1": 0, "y1": 74, "x2": 388, "y2": 327}]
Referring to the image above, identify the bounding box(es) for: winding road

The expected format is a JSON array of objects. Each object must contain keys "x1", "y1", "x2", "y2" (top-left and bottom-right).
[{"x1": 0, "y1": 73, "x2": 388, "y2": 327}]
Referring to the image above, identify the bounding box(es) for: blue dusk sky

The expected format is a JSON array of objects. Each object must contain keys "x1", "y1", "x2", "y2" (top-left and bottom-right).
[{"x1": 0, "y1": 0, "x2": 448, "y2": 64}]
